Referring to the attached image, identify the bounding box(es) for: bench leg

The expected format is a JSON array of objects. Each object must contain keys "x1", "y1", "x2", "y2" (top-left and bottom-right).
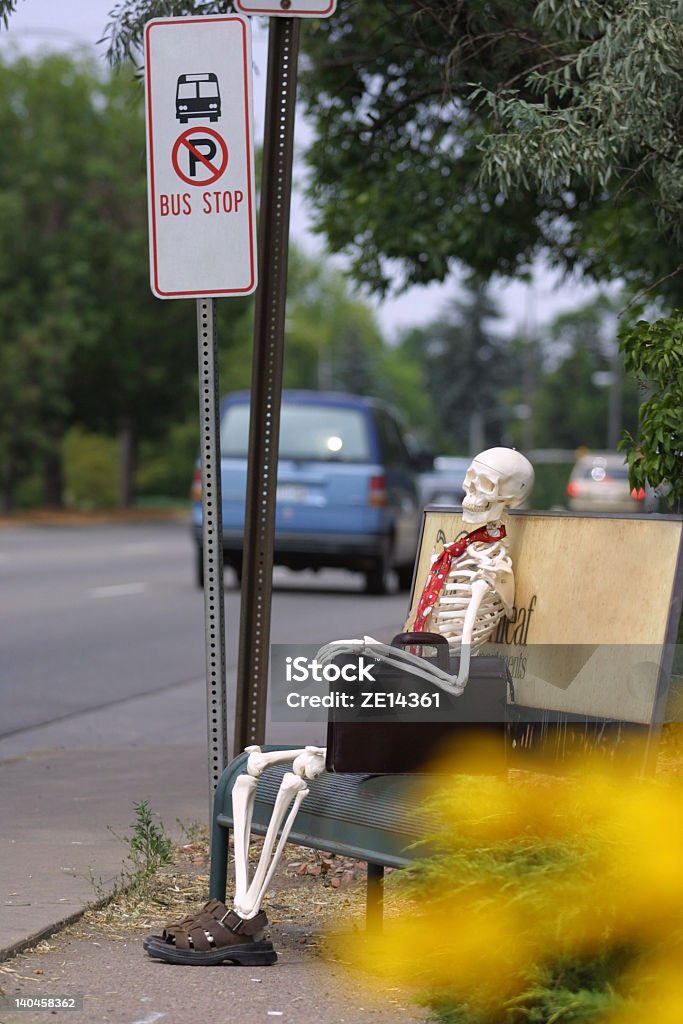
[
  {"x1": 366, "y1": 862, "x2": 384, "y2": 932},
  {"x1": 209, "y1": 823, "x2": 229, "y2": 902}
]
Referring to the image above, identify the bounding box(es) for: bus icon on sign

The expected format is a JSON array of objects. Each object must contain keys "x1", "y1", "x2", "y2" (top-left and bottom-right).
[{"x1": 175, "y1": 73, "x2": 221, "y2": 124}]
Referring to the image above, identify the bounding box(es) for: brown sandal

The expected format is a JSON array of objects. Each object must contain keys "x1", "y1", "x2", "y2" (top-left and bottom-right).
[{"x1": 143, "y1": 899, "x2": 277, "y2": 966}]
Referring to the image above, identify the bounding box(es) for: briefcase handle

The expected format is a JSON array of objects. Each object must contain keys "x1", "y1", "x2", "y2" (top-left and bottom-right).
[{"x1": 391, "y1": 631, "x2": 450, "y2": 671}]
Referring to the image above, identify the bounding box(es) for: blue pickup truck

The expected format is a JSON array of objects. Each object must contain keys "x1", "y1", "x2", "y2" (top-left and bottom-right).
[{"x1": 192, "y1": 390, "x2": 421, "y2": 594}]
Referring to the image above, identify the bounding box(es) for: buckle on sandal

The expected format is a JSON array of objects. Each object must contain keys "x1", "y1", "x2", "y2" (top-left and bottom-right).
[{"x1": 219, "y1": 909, "x2": 247, "y2": 934}]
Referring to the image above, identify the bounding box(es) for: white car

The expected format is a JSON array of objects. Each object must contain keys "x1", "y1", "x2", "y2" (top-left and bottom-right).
[{"x1": 566, "y1": 452, "x2": 657, "y2": 513}]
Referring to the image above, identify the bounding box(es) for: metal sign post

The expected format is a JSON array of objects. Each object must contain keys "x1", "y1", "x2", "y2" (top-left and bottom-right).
[
  {"x1": 196, "y1": 298, "x2": 228, "y2": 794},
  {"x1": 234, "y1": 16, "x2": 301, "y2": 752},
  {"x1": 144, "y1": 15, "x2": 258, "y2": 806},
  {"x1": 232, "y1": 2, "x2": 337, "y2": 751}
]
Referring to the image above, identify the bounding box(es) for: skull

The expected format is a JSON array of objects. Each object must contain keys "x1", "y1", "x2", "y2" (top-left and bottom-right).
[{"x1": 462, "y1": 448, "x2": 534, "y2": 526}]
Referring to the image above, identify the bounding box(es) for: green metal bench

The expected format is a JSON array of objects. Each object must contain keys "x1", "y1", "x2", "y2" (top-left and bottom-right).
[
  {"x1": 209, "y1": 510, "x2": 683, "y2": 929},
  {"x1": 209, "y1": 746, "x2": 431, "y2": 928}
]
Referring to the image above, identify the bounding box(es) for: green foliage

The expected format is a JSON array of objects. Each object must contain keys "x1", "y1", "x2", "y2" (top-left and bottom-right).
[
  {"x1": 282, "y1": 247, "x2": 387, "y2": 393},
  {"x1": 480, "y1": 1, "x2": 683, "y2": 204},
  {"x1": 137, "y1": 418, "x2": 199, "y2": 500},
  {"x1": 0, "y1": 51, "x2": 197, "y2": 507},
  {"x1": 127, "y1": 798, "x2": 174, "y2": 878},
  {"x1": 394, "y1": 283, "x2": 513, "y2": 452},
  {"x1": 103, "y1": 0, "x2": 683, "y2": 310},
  {"x1": 295, "y1": 1, "x2": 558, "y2": 293},
  {"x1": 103, "y1": 1, "x2": 225, "y2": 66},
  {"x1": 362, "y1": 763, "x2": 683, "y2": 1024},
  {"x1": 97, "y1": 798, "x2": 175, "y2": 902},
  {"x1": 0, "y1": 0, "x2": 19, "y2": 29},
  {"x1": 618, "y1": 313, "x2": 683, "y2": 511},
  {"x1": 478, "y1": 0, "x2": 683, "y2": 304},
  {"x1": 528, "y1": 462, "x2": 572, "y2": 510},
  {"x1": 63, "y1": 427, "x2": 119, "y2": 510}
]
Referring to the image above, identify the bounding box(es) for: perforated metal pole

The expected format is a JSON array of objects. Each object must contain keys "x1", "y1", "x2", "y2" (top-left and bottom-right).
[
  {"x1": 197, "y1": 297, "x2": 229, "y2": 803},
  {"x1": 234, "y1": 18, "x2": 300, "y2": 752}
]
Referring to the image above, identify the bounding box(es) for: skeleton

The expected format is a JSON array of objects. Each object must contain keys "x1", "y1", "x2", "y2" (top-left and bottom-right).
[{"x1": 224, "y1": 449, "x2": 534, "y2": 925}]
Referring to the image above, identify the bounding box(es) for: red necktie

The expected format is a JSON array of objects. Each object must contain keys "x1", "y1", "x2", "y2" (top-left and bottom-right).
[{"x1": 412, "y1": 525, "x2": 506, "y2": 632}]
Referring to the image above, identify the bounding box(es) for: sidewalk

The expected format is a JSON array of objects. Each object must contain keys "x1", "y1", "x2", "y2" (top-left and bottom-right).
[{"x1": 0, "y1": 685, "x2": 428, "y2": 1024}]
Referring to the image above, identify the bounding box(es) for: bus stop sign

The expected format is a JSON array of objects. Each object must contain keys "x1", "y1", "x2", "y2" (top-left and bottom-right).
[{"x1": 145, "y1": 16, "x2": 258, "y2": 299}]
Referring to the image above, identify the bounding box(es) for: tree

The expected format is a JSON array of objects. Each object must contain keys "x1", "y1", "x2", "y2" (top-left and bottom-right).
[
  {"x1": 393, "y1": 284, "x2": 514, "y2": 452},
  {"x1": 478, "y1": 0, "x2": 683, "y2": 303},
  {"x1": 92, "y1": 1, "x2": 586, "y2": 294},
  {"x1": 530, "y1": 295, "x2": 635, "y2": 451},
  {"x1": 8, "y1": 1, "x2": 683, "y2": 303},
  {"x1": 297, "y1": 1, "x2": 576, "y2": 294},
  {"x1": 0, "y1": 52, "x2": 105, "y2": 507},
  {"x1": 473, "y1": 1, "x2": 683, "y2": 500},
  {"x1": 618, "y1": 314, "x2": 683, "y2": 512},
  {"x1": 0, "y1": 49, "x2": 253, "y2": 508},
  {"x1": 282, "y1": 249, "x2": 387, "y2": 392}
]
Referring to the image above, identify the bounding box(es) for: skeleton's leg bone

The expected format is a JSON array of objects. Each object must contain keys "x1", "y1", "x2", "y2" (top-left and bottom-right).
[
  {"x1": 232, "y1": 747, "x2": 325, "y2": 919},
  {"x1": 235, "y1": 785, "x2": 309, "y2": 919},
  {"x1": 235, "y1": 745, "x2": 309, "y2": 897},
  {"x1": 454, "y1": 578, "x2": 489, "y2": 687},
  {"x1": 245, "y1": 744, "x2": 312, "y2": 778},
  {"x1": 291, "y1": 745, "x2": 326, "y2": 780},
  {"x1": 231, "y1": 774, "x2": 258, "y2": 907},
  {"x1": 233, "y1": 772, "x2": 309, "y2": 919}
]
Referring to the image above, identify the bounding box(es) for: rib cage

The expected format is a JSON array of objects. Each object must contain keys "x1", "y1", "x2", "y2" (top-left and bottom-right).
[{"x1": 427, "y1": 540, "x2": 513, "y2": 649}]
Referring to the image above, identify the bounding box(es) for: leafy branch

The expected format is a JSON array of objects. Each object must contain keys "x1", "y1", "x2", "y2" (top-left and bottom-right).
[{"x1": 618, "y1": 312, "x2": 683, "y2": 512}]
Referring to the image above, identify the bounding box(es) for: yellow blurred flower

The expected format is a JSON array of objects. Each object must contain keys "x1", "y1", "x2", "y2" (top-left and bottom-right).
[{"x1": 335, "y1": 736, "x2": 683, "y2": 1022}]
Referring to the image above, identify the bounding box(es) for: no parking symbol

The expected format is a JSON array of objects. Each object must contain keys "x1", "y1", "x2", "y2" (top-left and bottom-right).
[{"x1": 171, "y1": 126, "x2": 229, "y2": 186}]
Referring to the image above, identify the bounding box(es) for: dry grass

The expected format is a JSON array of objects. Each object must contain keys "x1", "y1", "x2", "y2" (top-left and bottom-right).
[{"x1": 73, "y1": 827, "x2": 388, "y2": 944}]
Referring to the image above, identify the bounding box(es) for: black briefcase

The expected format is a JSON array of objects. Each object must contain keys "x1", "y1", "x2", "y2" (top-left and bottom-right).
[{"x1": 325, "y1": 632, "x2": 513, "y2": 774}]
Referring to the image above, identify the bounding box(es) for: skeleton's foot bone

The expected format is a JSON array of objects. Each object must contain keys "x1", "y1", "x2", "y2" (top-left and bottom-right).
[{"x1": 143, "y1": 900, "x2": 277, "y2": 966}]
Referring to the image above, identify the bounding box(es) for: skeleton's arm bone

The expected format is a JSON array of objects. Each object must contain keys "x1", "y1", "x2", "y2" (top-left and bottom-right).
[
  {"x1": 454, "y1": 578, "x2": 489, "y2": 687},
  {"x1": 317, "y1": 637, "x2": 469, "y2": 695}
]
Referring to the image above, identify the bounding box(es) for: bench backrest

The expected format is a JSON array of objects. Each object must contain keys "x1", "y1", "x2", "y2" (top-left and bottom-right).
[{"x1": 406, "y1": 510, "x2": 683, "y2": 727}]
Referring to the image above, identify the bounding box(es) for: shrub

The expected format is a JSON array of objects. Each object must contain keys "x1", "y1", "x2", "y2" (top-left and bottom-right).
[
  {"x1": 339, "y1": 738, "x2": 683, "y2": 1024},
  {"x1": 63, "y1": 427, "x2": 118, "y2": 510}
]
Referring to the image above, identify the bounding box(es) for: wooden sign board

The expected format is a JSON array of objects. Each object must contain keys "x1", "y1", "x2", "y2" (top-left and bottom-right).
[{"x1": 407, "y1": 510, "x2": 683, "y2": 726}]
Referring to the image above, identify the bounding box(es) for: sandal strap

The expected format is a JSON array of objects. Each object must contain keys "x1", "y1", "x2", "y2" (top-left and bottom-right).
[
  {"x1": 160, "y1": 901, "x2": 269, "y2": 950},
  {"x1": 215, "y1": 908, "x2": 268, "y2": 936},
  {"x1": 160, "y1": 899, "x2": 228, "y2": 939}
]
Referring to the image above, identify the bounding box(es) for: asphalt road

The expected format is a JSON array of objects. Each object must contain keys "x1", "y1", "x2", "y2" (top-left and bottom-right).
[{"x1": 0, "y1": 518, "x2": 413, "y2": 744}]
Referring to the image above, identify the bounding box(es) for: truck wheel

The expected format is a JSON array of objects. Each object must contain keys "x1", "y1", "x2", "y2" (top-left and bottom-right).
[
  {"x1": 364, "y1": 542, "x2": 393, "y2": 595},
  {"x1": 397, "y1": 563, "x2": 415, "y2": 592}
]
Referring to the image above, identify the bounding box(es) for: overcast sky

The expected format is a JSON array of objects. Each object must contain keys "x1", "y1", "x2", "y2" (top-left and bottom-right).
[{"x1": 2, "y1": 0, "x2": 608, "y2": 339}]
